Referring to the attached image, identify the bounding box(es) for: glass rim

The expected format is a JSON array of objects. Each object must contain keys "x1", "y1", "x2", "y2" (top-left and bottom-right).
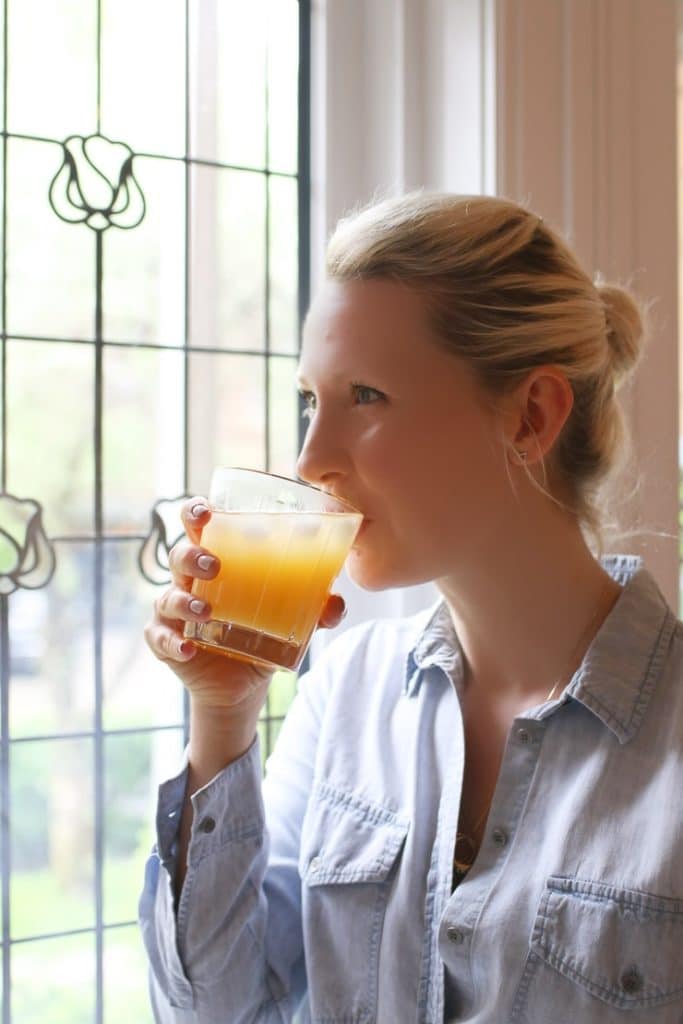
[{"x1": 211, "y1": 466, "x2": 363, "y2": 516}]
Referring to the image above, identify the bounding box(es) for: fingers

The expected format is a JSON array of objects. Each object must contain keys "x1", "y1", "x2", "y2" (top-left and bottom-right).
[
  {"x1": 181, "y1": 496, "x2": 212, "y2": 545},
  {"x1": 155, "y1": 588, "x2": 212, "y2": 625},
  {"x1": 168, "y1": 539, "x2": 220, "y2": 588},
  {"x1": 318, "y1": 592, "x2": 347, "y2": 630},
  {"x1": 146, "y1": 588, "x2": 212, "y2": 663},
  {"x1": 144, "y1": 618, "x2": 197, "y2": 663},
  {"x1": 146, "y1": 498, "x2": 217, "y2": 666}
]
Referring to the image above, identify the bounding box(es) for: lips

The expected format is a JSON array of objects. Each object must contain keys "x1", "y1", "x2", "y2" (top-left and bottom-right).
[{"x1": 321, "y1": 489, "x2": 366, "y2": 516}]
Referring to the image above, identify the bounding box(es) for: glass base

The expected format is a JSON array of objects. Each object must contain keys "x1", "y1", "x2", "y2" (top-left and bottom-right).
[{"x1": 184, "y1": 619, "x2": 304, "y2": 671}]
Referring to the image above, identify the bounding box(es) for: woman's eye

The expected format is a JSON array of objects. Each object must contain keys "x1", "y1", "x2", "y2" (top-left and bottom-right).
[
  {"x1": 352, "y1": 384, "x2": 383, "y2": 405},
  {"x1": 297, "y1": 384, "x2": 384, "y2": 420},
  {"x1": 298, "y1": 390, "x2": 316, "y2": 420}
]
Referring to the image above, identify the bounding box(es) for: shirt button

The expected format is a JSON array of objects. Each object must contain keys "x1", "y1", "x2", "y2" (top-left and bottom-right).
[
  {"x1": 447, "y1": 926, "x2": 464, "y2": 944},
  {"x1": 198, "y1": 816, "x2": 216, "y2": 834},
  {"x1": 620, "y1": 966, "x2": 644, "y2": 994},
  {"x1": 492, "y1": 828, "x2": 508, "y2": 848},
  {"x1": 516, "y1": 727, "x2": 531, "y2": 745},
  {"x1": 309, "y1": 856, "x2": 322, "y2": 872}
]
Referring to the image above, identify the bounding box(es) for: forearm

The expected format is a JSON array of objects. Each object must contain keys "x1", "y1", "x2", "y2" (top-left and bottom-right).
[{"x1": 176, "y1": 698, "x2": 262, "y2": 893}]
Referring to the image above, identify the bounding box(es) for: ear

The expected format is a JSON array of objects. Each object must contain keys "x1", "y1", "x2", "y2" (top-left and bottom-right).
[{"x1": 506, "y1": 367, "x2": 574, "y2": 465}]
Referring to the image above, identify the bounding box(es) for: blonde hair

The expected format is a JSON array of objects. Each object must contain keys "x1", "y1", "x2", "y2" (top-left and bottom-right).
[{"x1": 326, "y1": 192, "x2": 645, "y2": 547}]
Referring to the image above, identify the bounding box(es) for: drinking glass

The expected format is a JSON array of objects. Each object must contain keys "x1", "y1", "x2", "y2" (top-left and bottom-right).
[{"x1": 183, "y1": 467, "x2": 362, "y2": 671}]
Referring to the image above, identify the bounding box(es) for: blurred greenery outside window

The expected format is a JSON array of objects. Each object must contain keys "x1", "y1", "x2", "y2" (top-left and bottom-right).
[{"x1": 0, "y1": 1, "x2": 307, "y2": 1021}]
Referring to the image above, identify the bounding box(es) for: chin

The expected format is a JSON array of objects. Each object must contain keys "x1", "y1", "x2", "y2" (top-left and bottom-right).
[{"x1": 346, "y1": 548, "x2": 426, "y2": 592}]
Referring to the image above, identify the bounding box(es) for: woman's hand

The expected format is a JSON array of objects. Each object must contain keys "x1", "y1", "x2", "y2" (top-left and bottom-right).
[{"x1": 143, "y1": 497, "x2": 348, "y2": 718}]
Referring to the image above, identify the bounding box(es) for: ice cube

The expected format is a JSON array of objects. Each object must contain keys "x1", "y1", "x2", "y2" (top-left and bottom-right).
[
  {"x1": 238, "y1": 519, "x2": 270, "y2": 541},
  {"x1": 292, "y1": 517, "x2": 321, "y2": 539}
]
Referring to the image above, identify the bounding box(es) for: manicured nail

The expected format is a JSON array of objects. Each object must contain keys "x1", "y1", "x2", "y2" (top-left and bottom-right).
[
  {"x1": 191, "y1": 503, "x2": 209, "y2": 518},
  {"x1": 197, "y1": 554, "x2": 217, "y2": 571},
  {"x1": 189, "y1": 599, "x2": 206, "y2": 614},
  {"x1": 179, "y1": 640, "x2": 195, "y2": 656}
]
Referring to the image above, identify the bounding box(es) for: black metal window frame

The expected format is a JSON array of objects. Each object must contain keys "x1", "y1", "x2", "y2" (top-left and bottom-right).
[{"x1": 0, "y1": 1, "x2": 311, "y2": 1020}]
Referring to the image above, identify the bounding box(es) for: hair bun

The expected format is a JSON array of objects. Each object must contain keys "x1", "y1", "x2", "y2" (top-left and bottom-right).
[{"x1": 596, "y1": 282, "x2": 644, "y2": 384}]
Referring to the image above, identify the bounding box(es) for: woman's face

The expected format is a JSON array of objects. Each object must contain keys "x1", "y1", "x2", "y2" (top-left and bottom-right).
[{"x1": 295, "y1": 278, "x2": 515, "y2": 591}]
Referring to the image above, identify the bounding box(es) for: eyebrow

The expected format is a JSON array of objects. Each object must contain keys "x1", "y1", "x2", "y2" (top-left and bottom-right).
[{"x1": 295, "y1": 371, "x2": 355, "y2": 388}]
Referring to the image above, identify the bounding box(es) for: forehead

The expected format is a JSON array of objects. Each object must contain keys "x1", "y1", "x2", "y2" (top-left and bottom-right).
[
  {"x1": 305, "y1": 277, "x2": 428, "y2": 336},
  {"x1": 298, "y1": 278, "x2": 437, "y2": 377}
]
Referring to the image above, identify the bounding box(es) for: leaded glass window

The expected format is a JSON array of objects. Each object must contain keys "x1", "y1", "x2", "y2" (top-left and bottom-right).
[{"x1": 0, "y1": 1, "x2": 309, "y2": 1019}]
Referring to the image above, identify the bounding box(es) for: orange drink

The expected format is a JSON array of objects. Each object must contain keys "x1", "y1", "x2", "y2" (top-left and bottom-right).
[{"x1": 183, "y1": 469, "x2": 362, "y2": 670}]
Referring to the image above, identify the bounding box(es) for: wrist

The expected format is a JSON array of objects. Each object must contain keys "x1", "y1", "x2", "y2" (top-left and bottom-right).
[{"x1": 188, "y1": 699, "x2": 261, "y2": 782}]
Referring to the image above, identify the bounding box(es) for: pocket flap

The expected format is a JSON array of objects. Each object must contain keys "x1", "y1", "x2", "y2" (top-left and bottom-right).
[
  {"x1": 531, "y1": 875, "x2": 683, "y2": 1009},
  {"x1": 299, "y1": 781, "x2": 410, "y2": 886}
]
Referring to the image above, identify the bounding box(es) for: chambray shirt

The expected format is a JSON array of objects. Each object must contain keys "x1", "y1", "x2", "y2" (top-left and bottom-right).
[{"x1": 139, "y1": 555, "x2": 683, "y2": 1023}]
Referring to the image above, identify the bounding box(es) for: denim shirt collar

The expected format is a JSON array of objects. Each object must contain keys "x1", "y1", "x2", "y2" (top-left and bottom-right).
[{"x1": 403, "y1": 554, "x2": 677, "y2": 745}]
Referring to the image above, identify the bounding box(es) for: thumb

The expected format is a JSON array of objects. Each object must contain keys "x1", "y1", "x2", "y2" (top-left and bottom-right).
[{"x1": 317, "y1": 593, "x2": 347, "y2": 630}]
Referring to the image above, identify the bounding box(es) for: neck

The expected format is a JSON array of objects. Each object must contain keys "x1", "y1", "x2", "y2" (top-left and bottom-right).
[{"x1": 437, "y1": 510, "x2": 622, "y2": 704}]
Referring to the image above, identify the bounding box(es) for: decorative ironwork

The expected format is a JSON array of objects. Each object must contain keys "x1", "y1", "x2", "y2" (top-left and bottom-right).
[
  {"x1": 0, "y1": 494, "x2": 56, "y2": 595},
  {"x1": 48, "y1": 133, "x2": 146, "y2": 232},
  {"x1": 139, "y1": 495, "x2": 190, "y2": 585}
]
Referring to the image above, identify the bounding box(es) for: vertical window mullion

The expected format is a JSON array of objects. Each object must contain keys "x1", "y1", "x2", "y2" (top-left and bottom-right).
[
  {"x1": 2, "y1": 0, "x2": 10, "y2": 1017},
  {"x1": 182, "y1": 0, "x2": 192, "y2": 748},
  {"x1": 93, "y1": 229, "x2": 104, "y2": 1024}
]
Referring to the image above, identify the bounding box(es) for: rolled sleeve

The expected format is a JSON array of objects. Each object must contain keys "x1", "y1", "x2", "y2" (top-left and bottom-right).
[{"x1": 139, "y1": 739, "x2": 270, "y2": 1019}]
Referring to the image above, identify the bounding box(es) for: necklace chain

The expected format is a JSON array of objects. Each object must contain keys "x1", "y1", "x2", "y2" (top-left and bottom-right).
[{"x1": 452, "y1": 577, "x2": 615, "y2": 885}]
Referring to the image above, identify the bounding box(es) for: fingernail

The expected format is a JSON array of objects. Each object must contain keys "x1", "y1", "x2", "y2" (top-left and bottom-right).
[
  {"x1": 191, "y1": 503, "x2": 209, "y2": 518},
  {"x1": 179, "y1": 640, "x2": 195, "y2": 656},
  {"x1": 197, "y1": 554, "x2": 217, "y2": 572},
  {"x1": 189, "y1": 599, "x2": 206, "y2": 614}
]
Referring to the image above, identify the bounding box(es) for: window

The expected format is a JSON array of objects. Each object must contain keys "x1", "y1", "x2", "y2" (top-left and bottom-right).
[
  {"x1": 678, "y1": 0, "x2": 683, "y2": 614},
  {"x1": 0, "y1": 1, "x2": 309, "y2": 1019}
]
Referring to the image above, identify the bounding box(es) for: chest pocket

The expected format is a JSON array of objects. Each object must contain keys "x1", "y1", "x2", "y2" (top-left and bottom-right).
[
  {"x1": 512, "y1": 875, "x2": 683, "y2": 1022},
  {"x1": 298, "y1": 780, "x2": 409, "y2": 1024}
]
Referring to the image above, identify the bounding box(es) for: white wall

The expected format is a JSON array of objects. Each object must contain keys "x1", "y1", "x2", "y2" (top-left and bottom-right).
[
  {"x1": 497, "y1": 0, "x2": 679, "y2": 607},
  {"x1": 308, "y1": 0, "x2": 679, "y2": 646}
]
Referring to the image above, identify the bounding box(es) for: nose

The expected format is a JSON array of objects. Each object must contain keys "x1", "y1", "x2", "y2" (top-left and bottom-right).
[{"x1": 295, "y1": 413, "x2": 349, "y2": 489}]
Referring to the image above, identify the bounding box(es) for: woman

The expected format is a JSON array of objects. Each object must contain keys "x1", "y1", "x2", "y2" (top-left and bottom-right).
[{"x1": 140, "y1": 193, "x2": 683, "y2": 1023}]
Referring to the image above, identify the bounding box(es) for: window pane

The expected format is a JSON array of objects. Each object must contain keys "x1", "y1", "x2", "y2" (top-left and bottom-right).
[
  {"x1": 187, "y1": 353, "x2": 266, "y2": 493},
  {"x1": 10, "y1": 542, "x2": 94, "y2": 739},
  {"x1": 104, "y1": 157, "x2": 185, "y2": 345},
  {"x1": 104, "y1": 730, "x2": 184, "y2": 925},
  {"x1": 12, "y1": 932, "x2": 95, "y2": 1024},
  {"x1": 103, "y1": 347, "x2": 185, "y2": 534},
  {"x1": 104, "y1": 925, "x2": 154, "y2": 1024},
  {"x1": 269, "y1": 175, "x2": 299, "y2": 354},
  {"x1": 268, "y1": 356, "x2": 299, "y2": 477},
  {"x1": 6, "y1": 341, "x2": 93, "y2": 536},
  {"x1": 101, "y1": 0, "x2": 186, "y2": 157},
  {"x1": 6, "y1": 139, "x2": 94, "y2": 340},
  {"x1": 11, "y1": 738, "x2": 94, "y2": 939},
  {"x1": 190, "y1": 1, "x2": 267, "y2": 169},
  {"x1": 7, "y1": 1, "x2": 96, "y2": 140},
  {"x1": 103, "y1": 541, "x2": 185, "y2": 731},
  {"x1": 190, "y1": 167, "x2": 266, "y2": 351},
  {"x1": 267, "y1": 0, "x2": 299, "y2": 174}
]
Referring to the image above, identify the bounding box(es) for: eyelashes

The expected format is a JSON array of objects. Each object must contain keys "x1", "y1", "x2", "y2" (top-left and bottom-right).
[{"x1": 298, "y1": 384, "x2": 385, "y2": 420}]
